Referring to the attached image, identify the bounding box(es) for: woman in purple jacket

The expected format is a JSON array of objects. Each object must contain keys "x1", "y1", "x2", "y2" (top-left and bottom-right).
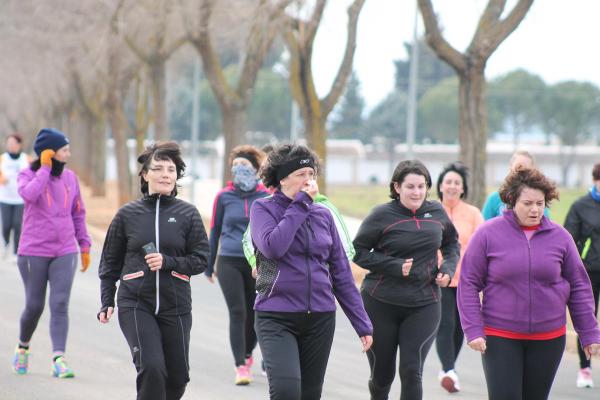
[
  {"x1": 12, "y1": 128, "x2": 91, "y2": 378},
  {"x1": 458, "y1": 167, "x2": 600, "y2": 400},
  {"x1": 250, "y1": 143, "x2": 373, "y2": 400}
]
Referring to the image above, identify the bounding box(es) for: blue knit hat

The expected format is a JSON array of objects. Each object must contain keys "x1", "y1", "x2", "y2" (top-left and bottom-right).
[{"x1": 33, "y1": 128, "x2": 70, "y2": 156}]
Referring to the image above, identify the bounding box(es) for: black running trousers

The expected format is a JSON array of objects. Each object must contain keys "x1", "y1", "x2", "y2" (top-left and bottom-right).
[
  {"x1": 255, "y1": 311, "x2": 336, "y2": 400},
  {"x1": 118, "y1": 308, "x2": 191, "y2": 400}
]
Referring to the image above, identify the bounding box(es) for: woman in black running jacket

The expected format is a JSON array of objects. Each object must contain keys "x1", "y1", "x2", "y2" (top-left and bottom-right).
[
  {"x1": 353, "y1": 159, "x2": 460, "y2": 400},
  {"x1": 98, "y1": 141, "x2": 209, "y2": 400}
]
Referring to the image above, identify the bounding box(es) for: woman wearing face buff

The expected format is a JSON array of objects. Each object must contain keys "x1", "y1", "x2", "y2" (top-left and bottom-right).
[
  {"x1": 98, "y1": 141, "x2": 209, "y2": 400},
  {"x1": 11, "y1": 128, "x2": 91, "y2": 378},
  {"x1": 205, "y1": 145, "x2": 269, "y2": 385},
  {"x1": 458, "y1": 167, "x2": 600, "y2": 400},
  {"x1": 353, "y1": 159, "x2": 460, "y2": 400},
  {"x1": 250, "y1": 143, "x2": 373, "y2": 400}
]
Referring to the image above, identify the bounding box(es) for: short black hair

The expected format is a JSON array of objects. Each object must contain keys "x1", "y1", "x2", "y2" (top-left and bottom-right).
[
  {"x1": 260, "y1": 143, "x2": 321, "y2": 189},
  {"x1": 592, "y1": 162, "x2": 600, "y2": 181},
  {"x1": 137, "y1": 141, "x2": 186, "y2": 196},
  {"x1": 389, "y1": 159, "x2": 432, "y2": 200},
  {"x1": 436, "y1": 162, "x2": 469, "y2": 200}
]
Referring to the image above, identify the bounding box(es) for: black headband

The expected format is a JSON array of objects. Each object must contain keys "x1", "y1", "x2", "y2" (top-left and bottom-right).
[
  {"x1": 233, "y1": 153, "x2": 259, "y2": 169},
  {"x1": 276, "y1": 157, "x2": 315, "y2": 181}
]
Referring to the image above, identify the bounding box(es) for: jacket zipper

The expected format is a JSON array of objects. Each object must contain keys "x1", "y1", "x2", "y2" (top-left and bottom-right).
[
  {"x1": 154, "y1": 195, "x2": 161, "y2": 315},
  {"x1": 244, "y1": 198, "x2": 249, "y2": 217},
  {"x1": 412, "y1": 211, "x2": 421, "y2": 229},
  {"x1": 305, "y1": 218, "x2": 316, "y2": 314},
  {"x1": 525, "y1": 234, "x2": 532, "y2": 332}
]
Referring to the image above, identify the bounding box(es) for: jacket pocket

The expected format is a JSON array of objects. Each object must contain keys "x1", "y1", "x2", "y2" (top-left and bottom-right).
[
  {"x1": 171, "y1": 271, "x2": 190, "y2": 282},
  {"x1": 255, "y1": 249, "x2": 279, "y2": 297},
  {"x1": 122, "y1": 271, "x2": 145, "y2": 281}
]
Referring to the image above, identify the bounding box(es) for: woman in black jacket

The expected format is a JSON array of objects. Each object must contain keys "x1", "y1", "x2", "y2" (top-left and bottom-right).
[
  {"x1": 98, "y1": 141, "x2": 209, "y2": 400},
  {"x1": 353, "y1": 159, "x2": 460, "y2": 400}
]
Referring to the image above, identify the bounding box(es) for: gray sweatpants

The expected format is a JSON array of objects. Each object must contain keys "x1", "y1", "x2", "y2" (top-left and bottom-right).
[{"x1": 17, "y1": 253, "x2": 77, "y2": 353}]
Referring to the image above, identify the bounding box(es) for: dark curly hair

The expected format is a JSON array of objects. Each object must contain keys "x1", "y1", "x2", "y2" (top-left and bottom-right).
[
  {"x1": 389, "y1": 159, "x2": 432, "y2": 200},
  {"x1": 137, "y1": 141, "x2": 186, "y2": 196},
  {"x1": 229, "y1": 145, "x2": 265, "y2": 171},
  {"x1": 499, "y1": 167, "x2": 559, "y2": 209},
  {"x1": 436, "y1": 162, "x2": 469, "y2": 200},
  {"x1": 260, "y1": 143, "x2": 321, "y2": 189}
]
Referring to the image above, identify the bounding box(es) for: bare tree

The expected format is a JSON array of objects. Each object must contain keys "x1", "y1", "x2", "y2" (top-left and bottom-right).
[
  {"x1": 282, "y1": 0, "x2": 365, "y2": 193},
  {"x1": 418, "y1": 0, "x2": 534, "y2": 206}
]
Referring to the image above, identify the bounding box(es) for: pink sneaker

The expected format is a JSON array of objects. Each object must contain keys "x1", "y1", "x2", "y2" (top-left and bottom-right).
[
  {"x1": 235, "y1": 365, "x2": 251, "y2": 385},
  {"x1": 245, "y1": 356, "x2": 254, "y2": 370}
]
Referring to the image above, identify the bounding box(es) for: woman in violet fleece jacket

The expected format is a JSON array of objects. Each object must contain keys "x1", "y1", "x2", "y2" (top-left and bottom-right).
[{"x1": 458, "y1": 167, "x2": 600, "y2": 400}]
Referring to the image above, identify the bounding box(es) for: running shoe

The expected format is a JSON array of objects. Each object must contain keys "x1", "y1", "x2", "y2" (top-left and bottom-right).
[
  {"x1": 51, "y1": 356, "x2": 75, "y2": 378},
  {"x1": 576, "y1": 367, "x2": 594, "y2": 388},
  {"x1": 245, "y1": 355, "x2": 254, "y2": 370},
  {"x1": 12, "y1": 347, "x2": 29, "y2": 375},
  {"x1": 235, "y1": 365, "x2": 251, "y2": 385},
  {"x1": 439, "y1": 369, "x2": 460, "y2": 393}
]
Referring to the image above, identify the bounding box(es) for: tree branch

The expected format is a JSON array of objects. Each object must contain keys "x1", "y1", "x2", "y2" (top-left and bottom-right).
[
  {"x1": 124, "y1": 34, "x2": 151, "y2": 64},
  {"x1": 486, "y1": 0, "x2": 534, "y2": 56}
]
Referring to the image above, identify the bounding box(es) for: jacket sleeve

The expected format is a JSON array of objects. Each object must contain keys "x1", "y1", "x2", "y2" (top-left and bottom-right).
[
  {"x1": 457, "y1": 228, "x2": 488, "y2": 342},
  {"x1": 439, "y1": 209, "x2": 460, "y2": 278},
  {"x1": 326, "y1": 212, "x2": 373, "y2": 337},
  {"x1": 206, "y1": 191, "x2": 225, "y2": 276},
  {"x1": 242, "y1": 224, "x2": 256, "y2": 269},
  {"x1": 481, "y1": 192, "x2": 499, "y2": 221},
  {"x1": 18, "y1": 166, "x2": 50, "y2": 202},
  {"x1": 562, "y1": 232, "x2": 600, "y2": 347},
  {"x1": 98, "y1": 210, "x2": 127, "y2": 310},
  {"x1": 564, "y1": 202, "x2": 585, "y2": 254},
  {"x1": 316, "y1": 195, "x2": 356, "y2": 261},
  {"x1": 250, "y1": 192, "x2": 311, "y2": 260},
  {"x1": 162, "y1": 207, "x2": 209, "y2": 276},
  {"x1": 352, "y1": 208, "x2": 405, "y2": 278},
  {"x1": 71, "y1": 175, "x2": 91, "y2": 250}
]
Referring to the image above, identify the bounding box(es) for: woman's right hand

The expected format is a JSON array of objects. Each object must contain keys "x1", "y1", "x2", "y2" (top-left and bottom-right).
[
  {"x1": 98, "y1": 307, "x2": 114, "y2": 324},
  {"x1": 401, "y1": 258, "x2": 413, "y2": 277},
  {"x1": 206, "y1": 273, "x2": 216, "y2": 284},
  {"x1": 40, "y1": 149, "x2": 55, "y2": 168},
  {"x1": 468, "y1": 337, "x2": 486, "y2": 354}
]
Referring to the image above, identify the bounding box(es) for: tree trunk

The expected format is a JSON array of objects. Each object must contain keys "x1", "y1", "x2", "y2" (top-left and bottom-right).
[
  {"x1": 107, "y1": 101, "x2": 133, "y2": 205},
  {"x1": 87, "y1": 118, "x2": 107, "y2": 197},
  {"x1": 458, "y1": 66, "x2": 487, "y2": 207},
  {"x1": 302, "y1": 102, "x2": 327, "y2": 193},
  {"x1": 221, "y1": 106, "x2": 246, "y2": 184},
  {"x1": 150, "y1": 61, "x2": 168, "y2": 141}
]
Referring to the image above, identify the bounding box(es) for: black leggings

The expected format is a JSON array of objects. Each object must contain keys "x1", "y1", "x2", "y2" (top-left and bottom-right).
[
  {"x1": 362, "y1": 291, "x2": 441, "y2": 400},
  {"x1": 118, "y1": 308, "x2": 191, "y2": 400},
  {"x1": 483, "y1": 335, "x2": 565, "y2": 400},
  {"x1": 435, "y1": 287, "x2": 463, "y2": 372},
  {"x1": 578, "y1": 275, "x2": 600, "y2": 368},
  {"x1": 255, "y1": 311, "x2": 336, "y2": 400},
  {"x1": 0, "y1": 202, "x2": 23, "y2": 254},
  {"x1": 217, "y1": 255, "x2": 257, "y2": 366}
]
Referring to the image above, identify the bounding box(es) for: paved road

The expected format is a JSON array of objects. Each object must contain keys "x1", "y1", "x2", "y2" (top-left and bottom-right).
[{"x1": 1, "y1": 245, "x2": 598, "y2": 400}]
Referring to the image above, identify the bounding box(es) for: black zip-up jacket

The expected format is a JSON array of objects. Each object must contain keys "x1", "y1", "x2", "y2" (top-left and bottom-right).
[
  {"x1": 353, "y1": 199, "x2": 460, "y2": 307},
  {"x1": 564, "y1": 192, "x2": 600, "y2": 277},
  {"x1": 98, "y1": 194, "x2": 209, "y2": 316}
]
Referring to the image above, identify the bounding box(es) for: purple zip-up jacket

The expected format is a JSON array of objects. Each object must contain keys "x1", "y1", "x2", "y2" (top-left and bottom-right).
[
  {"x1": 250, "y1": 190, "x2": 373, "y2": 337},
  {"x1": 17, "y1": 165, "x2": 91, "y2": 257},
  {"x1": 458, "y1": 210, "x2": 600, "y2": 347}
]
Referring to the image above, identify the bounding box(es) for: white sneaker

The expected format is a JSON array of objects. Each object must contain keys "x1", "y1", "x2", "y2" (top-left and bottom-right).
[
  {"x1": 439, "y1": 369, "x2": 460, "y2": 393},
  {"x1": 576, "y1": 367, "x2": 594, "y2": 388}
]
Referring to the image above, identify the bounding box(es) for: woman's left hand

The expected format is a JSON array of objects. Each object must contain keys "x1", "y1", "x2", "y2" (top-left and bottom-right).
[
  {"x1": 584, "y1": 343, "x2": 600, "y2": 360},
  {"x1": 435, "y1": 272, "x2": 451, "y2": 287},
  {"x1": 360, "y1": 335, "x2": 373, "y2": 352},
  {"x1": 145, "y1": 253, "x2": 163, "y2": 271}
]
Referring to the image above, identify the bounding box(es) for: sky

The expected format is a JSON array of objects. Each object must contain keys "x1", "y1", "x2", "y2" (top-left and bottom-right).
[{"x1": 310, "y1": 0, "x2": 600, "y2": 111}]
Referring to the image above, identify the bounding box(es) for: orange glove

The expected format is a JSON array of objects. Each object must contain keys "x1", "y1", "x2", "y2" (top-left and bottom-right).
[
  {"x1": 80, "y1": 251, "x2": 90, "y2": 272},
  {"x1": 40, "y1": 149, "x2": 55, "y2": 168}
]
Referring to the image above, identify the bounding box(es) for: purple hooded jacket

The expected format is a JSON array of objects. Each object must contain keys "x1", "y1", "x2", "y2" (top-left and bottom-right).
[
  {"x1": 458, "y1": 210, "x2": 600, "y2": 347},
  {"x1": 17, "y1": 165, "x2": 91, "y2": 257},
  {"x1": 250, "y1": 190, "x2": 373, "y2": 337}
]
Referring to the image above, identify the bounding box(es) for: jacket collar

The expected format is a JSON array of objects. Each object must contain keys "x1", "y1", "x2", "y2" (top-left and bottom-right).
[
  {"x1": 394, "y1": 198, "x2": 430, "y2": 215},
  {"x1": 226, "y1": 181, "x2": 268, "y2": 198},
  {"x1": 273, "y1": 189, "x2": 294, "y2": 207},
  {"x1": 502, "y1": 208, "x2": 553, "y2": 232},
  {"x1": 143, "y1": 192, "x2": 176, "y2": 204}
]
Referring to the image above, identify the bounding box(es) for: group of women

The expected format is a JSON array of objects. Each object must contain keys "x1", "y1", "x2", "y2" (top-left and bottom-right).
[{"x1": 8, "y1": 129, "x2": 600, "y2": 400}]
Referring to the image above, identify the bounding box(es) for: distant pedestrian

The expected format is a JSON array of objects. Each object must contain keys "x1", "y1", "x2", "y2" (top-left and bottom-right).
[
  {"x1": 353, "y1": 159, "x2": 460, "y2": 400},
  {"x1": 12, "y1": 128, "x2": 91, "y2": 378},
  {"x1": 434, "y1": 162, "x2": 483, "y2": 393},
  {"x1": 98, "y1": 141, "x2": 209, "y2": 400},
  {"x1": 459, "y1": 167, "x2": 600, "y2": 400},
  {"x1": 564, "y1": 162, "x2": 600, "y2": 389}
]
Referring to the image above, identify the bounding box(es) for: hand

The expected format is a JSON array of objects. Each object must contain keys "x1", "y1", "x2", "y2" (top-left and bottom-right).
[
  {"x1": 206, "y1": 273, "x2": 216, "y2": 284},
  {"x1": 80, "y1": 251, "x2": 90, "y2": 272},
  {"x1": 40, "y1": 149, "x2": 55, "y2": 168},
  {"x1": 584, "y1": 343, "x2": 600, "y2": 360},
  {"x1": 145, "y1": 252, "x2": 163, "y2": 271},
  {"x1": 251, "y1": 268, "x2": 257, "y2": 279},
  {"x1": 98, "y1": 307, "x2": 114, "y2": 324},
  {"x1": 435, "y1": 272, "x2": 450, "y2": 287},
  {"x1": 360, "y1": 335, "x2": 373, "y2": 352},
  {"x1": 468, "y1": 337, "x2": 487, "y2": 354},
  {"x1": 401, "y1": 258, "x2": 414, "y2": 277},
  {"x1": 302, "y1": 179, "x2": 319, "y2": 199}
]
